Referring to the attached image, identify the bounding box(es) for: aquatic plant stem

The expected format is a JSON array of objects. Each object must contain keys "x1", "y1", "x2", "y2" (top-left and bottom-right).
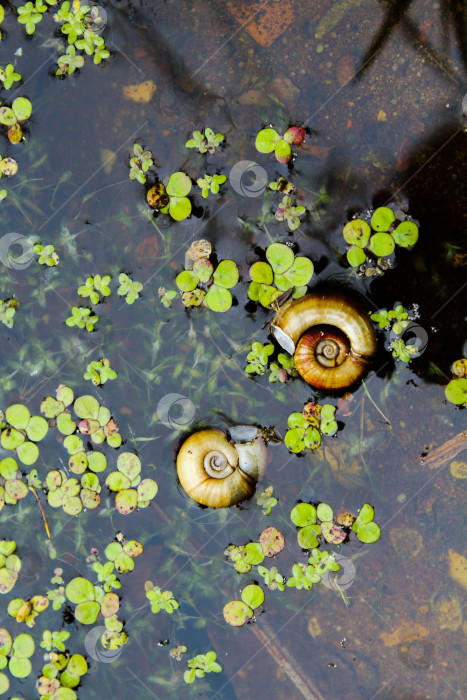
[
  {"x1": 29, "y1": 486, "x2": 51, "y2": 539},
  {"x1": 361, "y1": 380, "x2": 391, "y2": 425}
]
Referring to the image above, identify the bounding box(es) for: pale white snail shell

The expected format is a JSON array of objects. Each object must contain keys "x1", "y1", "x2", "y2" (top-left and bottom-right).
[{"x1": 176, "y1": 426, "x2": 267, "y2": 508}]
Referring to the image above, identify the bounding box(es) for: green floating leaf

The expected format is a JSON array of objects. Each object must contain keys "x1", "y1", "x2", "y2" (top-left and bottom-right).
[
  {"x1": 65, "y1": 577, "x2": 95, "y2": 605},
  {"x1": 266, "y1": 242, "x2": 294, "y2": 274},
  {"x1": 204, "y1": 285, "x2": 232, "y2": 312},
  {"x1": 290, "y1": 503, "x2": 317, "y2": 527},
  {"x1": 5, "y1": 404, "x2": 30, "y2": 430},
  {"x1": 255, "y1": 128, "x2": 280, "y2": 154},
  {"x1": 297, "y1": 524, "x2": 321, "y2": 549},
  {"x1": 284, "y1": 428, "x2": 305, "y2": 453},
  {"x1": 317, "y1": 503, "x2": 333, "y2": 521},
  {"x1": 371, "y1": 207, "x2": 395, "y2": 232},
  {"x1": 250, "y1": 261, "x2": 273, "y2": 285},
  {"x1": 26, "y1": 415, "x2": 48, "y2": 442},
  {"x1": 241, "y1": 584, "x2": 264, "y2": 609},
  {"x1": 74, "y1": 601, "x2": 100, "y2": 625},
  {"x1": 284, "y1": 257, "x2": 313, "y2": 286},
  {"x1": 368, "y1": 232, "x2": 395, "y2": 257},
  {"x1": 343, "y1": 219, "x2": 371, "y2": 248},
  {"x1": 347, "y1": 245, "x2": 367, "y2": 267},
  {"x1": 445, "y1": 378, "x2": 467, "y2": 405},
  {"x1": 16, "y1": 441, "x2": 39, "y2": 466},
  {"x1": 166, "y1": 172, "x2": 192, "y2": 197},
  {"x1": 223, "y1": 600, "x2": 253, "y2": 627},
  {"x1": 12, "y1": 97, "x2": 32, "y2": 122},
  {"x1": 74, "y1": 395, "x2": 99, "y2": 420},
  {"x1": 213, "y1": 260, "x2": 239, "y2": 289},
  {"x1": 355, "y1": 521, "x2": 381, "y2": 544},
  {"x1": 169, "y1": 196, "x2": 191, "y2": 221},
  {"x1": 392, "y1": 220, "x2": 419, "y2": 247}
]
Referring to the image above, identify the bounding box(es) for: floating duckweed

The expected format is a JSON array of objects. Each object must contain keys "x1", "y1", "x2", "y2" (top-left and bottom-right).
[
  {"x1": 343, "y1": 206, "x2": 419, "y2": 274},
  {"x1": 241, "y1": 584, "x2": 264, "y2": 609}
]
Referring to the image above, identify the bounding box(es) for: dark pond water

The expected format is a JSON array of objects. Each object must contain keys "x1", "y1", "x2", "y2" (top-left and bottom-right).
[{"x1": 0, "y1": 0, "x2": 466, "y2": 698}]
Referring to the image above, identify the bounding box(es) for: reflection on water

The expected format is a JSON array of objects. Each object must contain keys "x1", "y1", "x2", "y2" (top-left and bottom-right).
[{"x1": 0, "y1": 0, "x2": 466, "y2": 698}]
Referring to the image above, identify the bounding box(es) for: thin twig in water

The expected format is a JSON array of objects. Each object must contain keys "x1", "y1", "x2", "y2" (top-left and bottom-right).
[
  {"x1": 362, "y1": 380, "x2": 391, "y2": 425},
  {"x1": 420, "y1": 429, "x2": 467, "y2": 469},
  {"x1": 29, "y1": 486, "x2": 51, "y2": 539}
]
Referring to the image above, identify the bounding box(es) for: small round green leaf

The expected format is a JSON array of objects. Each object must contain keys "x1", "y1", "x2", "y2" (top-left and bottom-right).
[
  {"x1": 371, "y1": 207, "x2": 395, "y2": 232},
  {"x1": 250, "y1": 262, "x2": 273, "y2": 285},
  {"x1": 290, "y1": 503, "x2": 317, "y2": 527},
  {"x1": 392, "y1": 220, "x2": 419, "y2": 247},
  {"x1": 266, "y1": 243, "x2": 294, "y2": 274},
  {"x1": 343, "y1": 219, "x2": 371, "y2": 247},
  {"x1": 255, "y1": 128, "x2": 280, "y2": 154},
  {"x1": 368, "y1": 232, "x2": 395, "y2": 257},
  {"x1": 241, "y1": 584, "x2": 264, "y2": 609}
]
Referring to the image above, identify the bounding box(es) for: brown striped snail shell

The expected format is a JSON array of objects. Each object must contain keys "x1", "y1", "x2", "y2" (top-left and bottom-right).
[
  {"x1": 176, "y1": 426, "x2": 267, "y2": 508},
  {"x1": 270, "y1": 292, "x2": 377, "y2": 390}
]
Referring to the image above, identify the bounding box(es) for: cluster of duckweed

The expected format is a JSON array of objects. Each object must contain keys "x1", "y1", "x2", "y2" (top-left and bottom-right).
[
  {"x1": 343, "y1": 205, "x2": 419, "y2": 275},
  {"x1": 284, "y1": 401, "x2": 338, "y2": 453}
]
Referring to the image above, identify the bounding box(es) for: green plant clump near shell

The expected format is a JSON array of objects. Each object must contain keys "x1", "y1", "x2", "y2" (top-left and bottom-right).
[
  {"x1": 174, "y1": 245, "x2": 239, "y2": 312},
  {"x1": 284, "y1": 401, "x2": 337, "y2": 454},
  {"x1": 248, "y1": 242, "x2": 313, "y2": 309},
  {"x1": 105, "y1": 452, "x2": 158, "y2": 514},
  {"x1": 243, "y1": 340, "x2": 298, "y2": 382},
  {"x1": 343, "y1": 206, "x2": 419, "y2": 274}
]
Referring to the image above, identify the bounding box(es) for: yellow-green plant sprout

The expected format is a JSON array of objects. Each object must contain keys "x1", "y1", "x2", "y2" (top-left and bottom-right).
[
  {"x1": 84, "y1": 358, "x2": 117, "y2": 386},
  {"x1": 65, "y1": 306, "x2": 99, "y2": 332},
  {"x1": 0, "y1": 64, "x2": 21, "y2": 90},
  {"x1": 275, "y1": 195, "x2": 306, "y2": 231},
  {"x1": 145, "y1": 581, "x2": 179, "y2": 614},
  {"x1": 34, "y1": 243, "x2": 59, "y2": 266},
  {"x1": 186, "y1": 127, "x2": 225, "y2": 154},
  {"x1": 257, "y1": 565, "x2": 285, "y2": 591},
  {"x1": 256, "y1": 485, "x2": 278, "y2": 515},
  {"x1": 129, "y1": 142, "x2": 153, "y2": 183},
  {"x1": 77, "y1": 274, "x2": 111, "y2": 304},
  {"x1": 196, "y1": 172, "x2": 226, "y2": 198},
  {"x1": 117, "y1": 273, "x2": 143, "y2": 304}
]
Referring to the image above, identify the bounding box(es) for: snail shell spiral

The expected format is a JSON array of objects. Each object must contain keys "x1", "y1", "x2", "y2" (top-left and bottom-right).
[
  {"x1": 270, "y1": 292, "x2": 377, "y2": 390},
  {"x1": 176, "y1": 427, "x2": 267, "y2": 508}
]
